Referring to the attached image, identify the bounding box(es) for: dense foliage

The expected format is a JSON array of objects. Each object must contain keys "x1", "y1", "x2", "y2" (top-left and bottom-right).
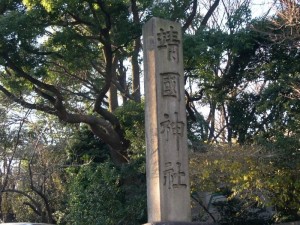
[
  {"x1": 66, "y1": 162, "x2": 146, "y2": 225},
  {"x1": 190, "y1": 144, "x2": 300, "y2": 223}
]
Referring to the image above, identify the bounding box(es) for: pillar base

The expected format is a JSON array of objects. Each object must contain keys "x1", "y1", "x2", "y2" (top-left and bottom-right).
[{"x1": 144, "y1": 222, "x2": 218, "y2": 225}]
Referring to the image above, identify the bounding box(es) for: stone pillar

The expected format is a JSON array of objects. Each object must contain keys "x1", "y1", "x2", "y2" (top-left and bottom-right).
[
  {"x1": 144, "y1": 223, "x2": 218, "y2": 225},
  {"x1": 143, "y1": 17, "x2": 191, "y2": 223}
]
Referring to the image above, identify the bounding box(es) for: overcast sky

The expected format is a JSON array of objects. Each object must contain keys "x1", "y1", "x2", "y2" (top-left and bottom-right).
[{"x1": 251, "y1": 0, "x2": 276, "y2": 18}]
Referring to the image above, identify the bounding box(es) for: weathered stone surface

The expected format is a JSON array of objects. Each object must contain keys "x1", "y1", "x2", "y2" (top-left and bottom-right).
[
  {"x1": 143, "y1": 222, "x2": 218, "y2": 225},
  {"x1": 143, "y1": 17, "x2": 191, "y2": 223}
]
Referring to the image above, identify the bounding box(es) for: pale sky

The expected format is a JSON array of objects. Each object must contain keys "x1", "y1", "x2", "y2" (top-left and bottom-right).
[{"x1": 251, "y1": 0, "x2": 276, "y2": 18}]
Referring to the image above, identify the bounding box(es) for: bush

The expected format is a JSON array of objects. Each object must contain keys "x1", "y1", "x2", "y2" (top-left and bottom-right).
[{"x1": 65, "y1": 161, "x2": 147, "y2": 225}]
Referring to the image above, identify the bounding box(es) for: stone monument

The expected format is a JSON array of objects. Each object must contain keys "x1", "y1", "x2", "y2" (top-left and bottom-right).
[{"x1": 143, "y1": 17, "x2": 192, "y2": 224}]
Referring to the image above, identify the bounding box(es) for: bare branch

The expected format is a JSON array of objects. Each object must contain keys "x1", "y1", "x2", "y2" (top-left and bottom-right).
[
  {"x1": 201, "y1": 0, "x2": 221, "y2": 27},
  {"x1": 183, "y1": 0, "x2": 198, "y2": 31}
]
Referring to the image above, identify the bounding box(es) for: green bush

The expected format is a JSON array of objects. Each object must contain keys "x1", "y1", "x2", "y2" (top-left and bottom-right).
[{"x1": 66, "y1": 161, "x2": 147, "y2": 225}]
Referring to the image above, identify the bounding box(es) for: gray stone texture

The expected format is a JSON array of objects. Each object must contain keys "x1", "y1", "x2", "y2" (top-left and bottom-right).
[
  {"x1": 143, "y1": 222, "x2": 218, "y2": 225},
  {"x1": 143, "y1": 17, "x2": 191, "y2": 223}
]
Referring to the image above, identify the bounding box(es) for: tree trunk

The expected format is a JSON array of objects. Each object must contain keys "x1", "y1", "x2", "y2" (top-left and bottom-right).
[
  {"x1": 222, "y1": 102, "x2": 231, "y2": 144},
  {"x1": 118, "y1": 59, "x2": 128, "y2": 104},
  {"x1": 207, "y1": 101, "x2": 216, "y2": 142},
  {"x1": 131, "y1": 0, "x2": 141, "y2": 103},
  {"x1": 109, "y1": 57, "x2": 119, "y2": 112},
  {"x1": 131, "y1": 40, "x2": 141, "y2": 103}
]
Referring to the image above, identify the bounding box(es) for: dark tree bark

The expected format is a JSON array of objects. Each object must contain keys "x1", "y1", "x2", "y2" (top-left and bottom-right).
[
  {"x1": 207, "y1": 101, "x2": 216, "y2": 142},
  {"x1": 109, "y1": 56, "x2": 119, "y2": 112},
  {"x1": 183, "y1": 0, "x2": 198, "y2": 31},
  {"x1": 131, "y1": 0, "x2": 141, "y2": 103},
  {"x1": 201, "y1": 0, "x2": 221, "y2": 27}
]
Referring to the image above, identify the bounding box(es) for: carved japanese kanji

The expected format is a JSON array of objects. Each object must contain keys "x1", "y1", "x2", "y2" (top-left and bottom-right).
[
  {"x1": 160, "y1": 112, "x2": 184, "y2": 141},
  {"x1": 143, "y1": 18, "x2": 191, "y2": 223},
  {"x1": 161, "y1": 72, "x2": 179, "y2": 97},
  {"x1": 157, "y1": 26, "x2": 180, "y2": 63},
  {"x1": 163, "y1": 162, "x2": 187, "y2": 189}
]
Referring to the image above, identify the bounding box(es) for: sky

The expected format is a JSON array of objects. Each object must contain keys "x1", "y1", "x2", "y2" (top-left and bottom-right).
[{"x1": 251, "y1": 0, "x2": 276, "y2": 18}]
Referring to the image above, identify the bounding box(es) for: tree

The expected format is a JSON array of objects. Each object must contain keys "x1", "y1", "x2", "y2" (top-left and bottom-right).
[
  {"x1": 190, "y1": 144, "x2": 300, "y2": 223},
  {"x1": 184, "y1": 0, "x2": 269, "y2": 144},
  {"x1": 0, "y1": 0, "x2": 226, "y2": 223},
  {"x1": 185, "y1": 4, "x2": 300, "y2": 220},
  {"x1": 0, "y1": 101, "x2": 69, "y2": 223},
  {"x1": 268, "y1": 0, "x2": 300, "y2": 45},
  {"x1": 0, "y1": 0, "x2": 223, "y2": 164},
  {"x1": 253, "y1": 0, "x2": 300, "y2": 99},
  {"x1": 65, "y1": 102, "x2": 147, "y2": 224},
  {"x1": 0, "y1": 0, "x2": 143, "y2": 164},
  {"x1": 2, "y1": 0, "x2": 300, "y2": 223}
]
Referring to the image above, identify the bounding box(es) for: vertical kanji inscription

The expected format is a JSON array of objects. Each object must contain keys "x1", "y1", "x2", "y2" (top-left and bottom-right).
[
  {"x1": 143, "y1": 17, "x2": 191, "y2": 223},
  {"x1": 157, "y1": 26, "x2": 180, "y2": 63},
  {"x1": 161, "y1": 72, "x2": 179, "y2": 97},
  {"x1": 160, "y1": 112, "x2": 185, "y2": 142},
  {"x1": 163, "y1": 162, "x2": 187, "y2": 189}
]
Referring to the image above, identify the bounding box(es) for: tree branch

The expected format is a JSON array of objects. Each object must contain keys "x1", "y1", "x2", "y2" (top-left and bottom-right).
[
  {"x1": 67, "y1": 11, "x2": 96, "y2": 28},
  {"x1": 3, "y1": 54, "x2": 66, "y2": 114},
  {"x1": 201, "y1": 0, "x2": 221, "y2": 27},
  {"x1": 191, "y1": 194, "x2": 217, "y2": 222},
  {"x1": 0, "y1": 84, "x2": 56, "y2": 114},
  {"x1": 2, "y1": 189, "x2": 42, "y2": 216},
  {"x1": 183, "y1": 0, "x2": 198, "y2": 32},
  {"x1": 47, "y1": 60, "x2": 98, "y2": 91},
  {"x1": 93, "y1": 44, "x2": 113, "y2": 112},
  {"x1": 3, "y1": 55, "x2": 61, "y2": 98},
  {"x1": 23, "y1": 202, "x2": 42, "y2": 216},
  {"x1": 0, "y1": 82, "x2": 128, "y2": 162},
  {"x1": 33, "y1": 86, "x2": 56, "y2": 104},
  {"x1": 96, "y1": 0, "x2": 111, "y2": 32}
]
